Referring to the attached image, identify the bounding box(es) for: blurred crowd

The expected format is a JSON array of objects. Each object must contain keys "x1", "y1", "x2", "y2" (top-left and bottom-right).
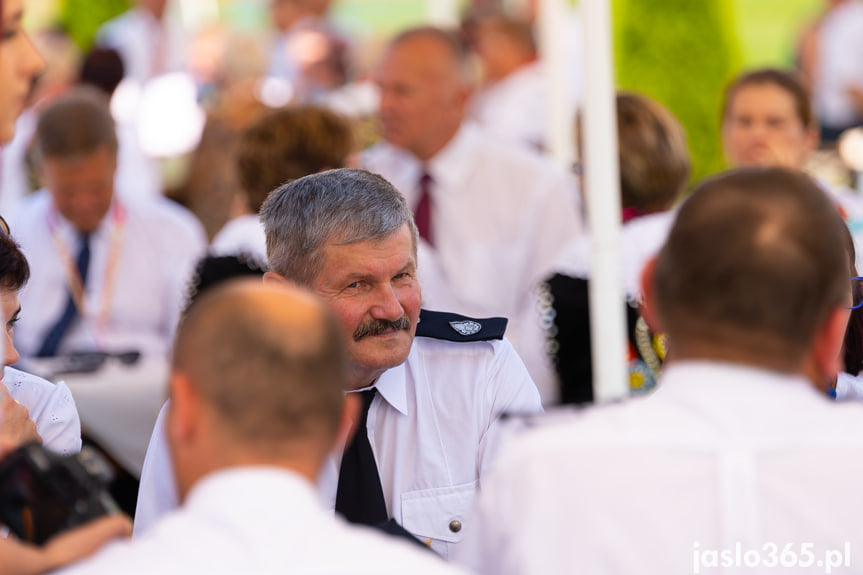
[{"x1": 5, "y1": 0, "x2": 863, "y2": 573}]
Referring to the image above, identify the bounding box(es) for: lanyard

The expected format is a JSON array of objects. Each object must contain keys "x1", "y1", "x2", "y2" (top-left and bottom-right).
[{"x1": 47, "y1": 202, "x2": 127, "y2": 346}]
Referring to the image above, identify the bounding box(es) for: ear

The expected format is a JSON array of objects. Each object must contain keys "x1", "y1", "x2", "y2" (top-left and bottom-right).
[
  {"x1": 167, "y1": 371, "x2": 201, "y2": 448},
  {"x1": 263, "y1": 271, "x2": 291, "y2": 286},
  {"x1": 639, "y1": 256, "x2": 664, "y2": 334},
  {"x1": 810, "y1": 306, "x2": 851, "y2": 391}
]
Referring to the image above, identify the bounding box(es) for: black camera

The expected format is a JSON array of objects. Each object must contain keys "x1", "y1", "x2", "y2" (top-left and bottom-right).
[{"x1": 0, "y1": 443, "x2": 119, "y2": 544}]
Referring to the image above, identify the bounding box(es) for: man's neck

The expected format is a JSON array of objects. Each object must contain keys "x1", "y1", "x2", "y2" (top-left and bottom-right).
[{"x1": 408, "y1": 124, "x2": 461, "y2": 163}]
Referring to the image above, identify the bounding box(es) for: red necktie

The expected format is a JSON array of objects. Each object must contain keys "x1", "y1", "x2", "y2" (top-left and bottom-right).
[{"x1": 415, "y1": 172, "x2": 433, "y2": 246}]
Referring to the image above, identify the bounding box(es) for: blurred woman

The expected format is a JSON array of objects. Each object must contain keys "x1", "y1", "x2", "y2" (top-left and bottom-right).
[
  {"x1": 524, "y1": 91, "x2": 691, "y2": 405},
  {"x1": 0, "y1": 0, "x2": 130, "y2": 571},
  {"x1": 0, "y1": 220, "x2": 81, "y2": 454}
]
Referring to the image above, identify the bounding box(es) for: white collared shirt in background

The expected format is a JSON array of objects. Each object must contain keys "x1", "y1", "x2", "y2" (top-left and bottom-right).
[
  {"x1": 362, "y1": 123, "x2": 583, "y2": 380},
  {"x1": 208, "y1": 214, "x2": 267, "y2": 265},
  {"x1": 10, "y1": 191, "x2": 206, "y2": 359}
]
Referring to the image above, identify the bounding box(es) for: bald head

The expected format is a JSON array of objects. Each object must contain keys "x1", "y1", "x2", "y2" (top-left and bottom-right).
[
  {"x1": 172, "y1": 280, "x2": 347, "y2": 449},
  {"x1": 375, "y1": 27, "x2": 471, "y2": 160},
  {"x1": 652, "y1": 167, "x2": 849, "y2": 368}
]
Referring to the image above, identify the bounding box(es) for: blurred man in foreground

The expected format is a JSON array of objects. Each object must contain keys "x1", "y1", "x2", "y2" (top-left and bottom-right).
[
  {"x1": 57, "y1": 280, "x2": 465, "y2": 574},
  {"x1": 457, "y1": 168, "x2": 863, "y2": 574}
]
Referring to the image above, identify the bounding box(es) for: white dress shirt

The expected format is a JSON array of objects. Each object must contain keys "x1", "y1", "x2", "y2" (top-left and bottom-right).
[
  {"x1": 456, "y1": 361, "x2": 863, "y2": 575},
  {"x1": 208, "y1": 214, "x2": 267, "y2": 264},
  {"x1": 812, "y1": 0, "x2": 863, "y2": 129},
  {"x1": 95, "y1": 7, "x2": 187, "y2": 86},
  {"x1": 469, "y1": 61, "x2": 548, "y2": 151},
  {"x1": 10, "y1": 191, "x2": 206, "y2": 359},
  {"x1": 362, "y1": 124, "x2": 583, "y2": 366},
  {"x1": 2, "y1": 366, "x2": 81, "y2": 456},
  {"x1": 58, "y1": 467, "x2": 467, "y2": 575},
  {"x1": 135, "y1": 334, "x2": 542, "y2": 557}
]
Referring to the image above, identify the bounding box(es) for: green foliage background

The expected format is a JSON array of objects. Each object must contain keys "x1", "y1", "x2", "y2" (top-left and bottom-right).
[
  {"x1": 612, "y1": 0, "x2": 741, "y2": 184},
  {"x1": 611, "y1": 0, "x2": 822, "y2": 184},
  {"x1": 60, "y1": 0, "x2": 130, "y2": 49}
]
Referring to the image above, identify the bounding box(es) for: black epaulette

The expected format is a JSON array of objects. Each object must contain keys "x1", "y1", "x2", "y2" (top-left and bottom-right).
[{"x1": 415, "y1": 309, "x2": 507, "y2": 342}]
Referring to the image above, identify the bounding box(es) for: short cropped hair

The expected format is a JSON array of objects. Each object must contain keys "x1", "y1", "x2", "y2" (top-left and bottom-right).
[
  {"x1": 0, "y1": 233, "x2": 30, "y2": 292},
  {"x1": 617, "y1": 92, "x2": 691, "y2": 212},
  {"x1": 260, "y1": 168, "x2": 418, "y2": 286},
  {"x1": 722, "y1": 68, "x2": 814, "y2": 128},
  {"x1": 34, "y1": 86, "x2": 118, "y2": 160},
  {"x1": 173, "y1": 280, "x2": 347, "y2": 444},
  {"x1": 236, "y1": 105, "x2": 353, "y2": 213},
  {"x1": 653, "y1": 167, "x2": 848, "y2": 361}
]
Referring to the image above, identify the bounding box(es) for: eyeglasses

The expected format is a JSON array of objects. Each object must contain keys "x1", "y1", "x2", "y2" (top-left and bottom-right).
[
  {"x1": 850, "y1": 276, "x2": 863, "y2": 310},
  {"x1": 0, "y1": 214, "x2": 10, "y2": 237}
]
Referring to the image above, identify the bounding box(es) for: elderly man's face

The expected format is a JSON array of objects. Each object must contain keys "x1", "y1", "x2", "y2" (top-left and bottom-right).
[
  {"x1": 722, "y1": 83, "x2": 817, "y2": 170},
  {"x1": 310, "y1": 223, "x2": 421, "y2": 389},
  {"x1": 375, "y1": 36, "x2": 467, "y2": 161}
]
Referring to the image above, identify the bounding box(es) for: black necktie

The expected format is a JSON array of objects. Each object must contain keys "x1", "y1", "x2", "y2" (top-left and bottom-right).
[
  {"x1": 335, "y1": 388, "x2": 388, "y2": 525},
  {"x1": 37, "y1": 233, "x2": 91, "y2": 357}
]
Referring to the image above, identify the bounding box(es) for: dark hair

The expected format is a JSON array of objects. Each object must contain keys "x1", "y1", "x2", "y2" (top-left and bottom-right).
[
  {"x1": 182, "y1": 254, "x2": 267, "y2": 316},
  {"x1": 34, "y1": 86, "x2": 118, "y2": 161},
  {"x1": 79, "y1": 47, "x2": 125, "y2": 97},
  {"x1": 236, "y1": 105, "x2": 353, "y2": 213},
  {"x1": 842, "y1": 226, "x2": 863, "y2": 375},
  {"x1": 722, "y1": 68, "x2": 814, "y2": 128},
  {"x1": 654, "y1": 167, "x2": 847, "y2": 362},
  {"x1": 0, "y1": 232, "x2": 30, "y2": 292}
]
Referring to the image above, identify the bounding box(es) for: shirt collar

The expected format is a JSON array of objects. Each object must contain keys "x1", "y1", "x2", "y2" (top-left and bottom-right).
[
  {"x1": 424, "y1": 123, "x2": 476, "y2": 192},
  {"x1": 49, "y1": 193, "x2": 118, "y2": 241},
  {"x1": 371, "y1": 360, "x2": 408, "y2": 416},
  {"x1": 656, "y1": 359, "x2": 820, "y2": 401}
]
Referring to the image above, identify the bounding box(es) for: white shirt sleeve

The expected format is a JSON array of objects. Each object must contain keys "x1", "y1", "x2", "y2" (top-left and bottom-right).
[
  {"x1": 4, "y1": 367, "x2": 82, "y2": 456},
  {"x1": 133, "y1": 400, "x2": 178, "y2": 536}
]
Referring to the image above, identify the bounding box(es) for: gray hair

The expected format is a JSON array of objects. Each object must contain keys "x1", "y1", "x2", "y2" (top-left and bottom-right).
[{"x1": 260, "y1": 168, "x2": 418, "y2": 285}]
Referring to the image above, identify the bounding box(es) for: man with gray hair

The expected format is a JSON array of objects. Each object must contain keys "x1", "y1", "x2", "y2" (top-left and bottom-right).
[{"x1": 134, "y1": 168, "x2": 542, "y2": 557}]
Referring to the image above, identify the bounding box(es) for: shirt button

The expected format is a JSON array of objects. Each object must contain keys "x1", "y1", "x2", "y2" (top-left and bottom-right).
[{"x1": 449, "y1": 520, "x2": 462, "y2": 533}]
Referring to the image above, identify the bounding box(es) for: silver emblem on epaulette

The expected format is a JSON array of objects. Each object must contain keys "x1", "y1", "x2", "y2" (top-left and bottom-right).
[{"x1": 449, "y1": 320, "x2": 481, "y2": 336}]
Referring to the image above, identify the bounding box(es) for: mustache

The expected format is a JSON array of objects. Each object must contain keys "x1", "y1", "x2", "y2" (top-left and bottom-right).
[{"x1": 353, "y1": 316, "x2": 412, "y2": 341}]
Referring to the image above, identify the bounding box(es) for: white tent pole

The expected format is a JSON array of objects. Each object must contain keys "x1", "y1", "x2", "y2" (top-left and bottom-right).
[
  {"x1": 537, "y1": 0, "x2": 575, "y2": 169},
  {"x1": 426, "y1": 0, "x2": 460, "y2": 27},
  {"x1": 581, "y1": 0, "x2": 628, "y2": 402}
]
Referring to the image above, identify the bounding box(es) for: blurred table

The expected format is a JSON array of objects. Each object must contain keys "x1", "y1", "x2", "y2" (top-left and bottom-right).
[{"x1": 21, "y1": 355, "x2": 168, "y2": 479}]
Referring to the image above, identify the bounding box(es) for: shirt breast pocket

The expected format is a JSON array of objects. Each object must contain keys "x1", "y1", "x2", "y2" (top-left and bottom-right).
[{"x1": 400, "y1": 480, "x2": 477, "y2": 558}]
